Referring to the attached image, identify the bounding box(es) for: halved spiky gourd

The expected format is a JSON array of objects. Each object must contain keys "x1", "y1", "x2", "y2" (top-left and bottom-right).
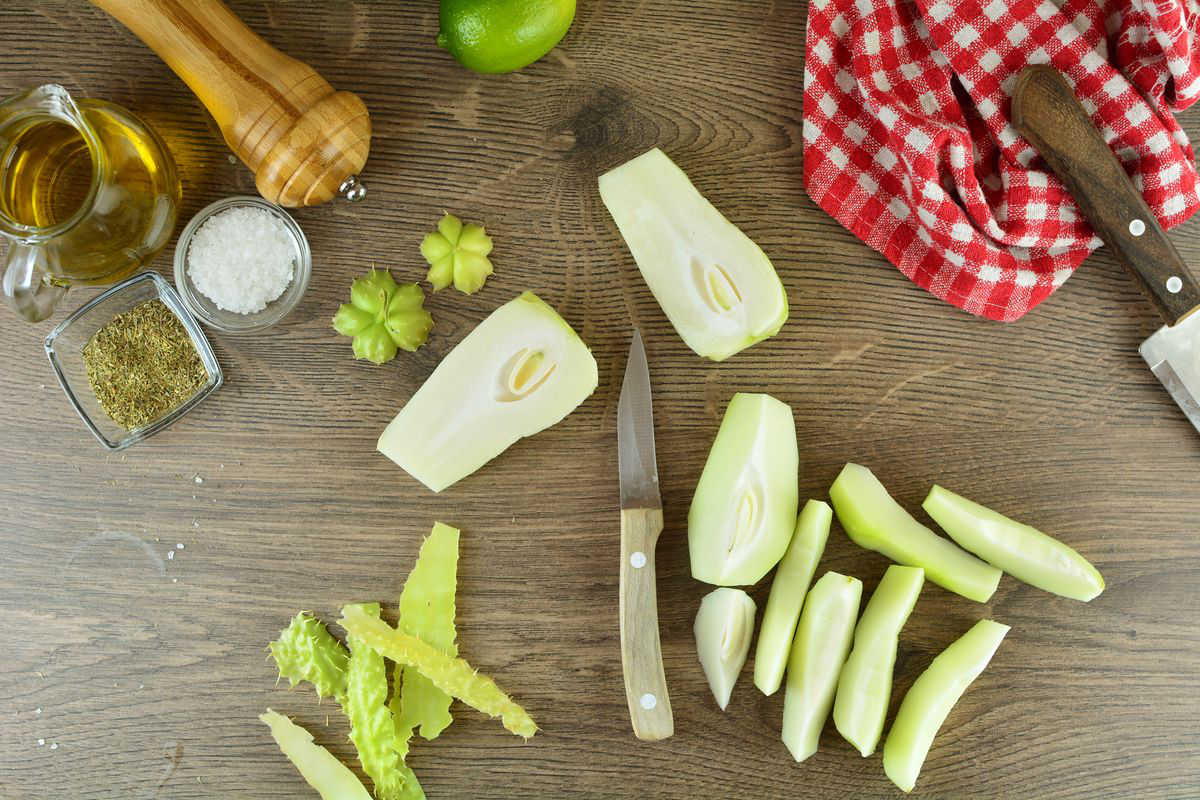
[
  {"x1": 599, "y1": 148, "x2": 789, "y2": 361},
  {"x1": 688, "y1": 393, "x2": 799, "y2": 586},
  {"x1": 378, "y1": 292, "x2": 598, "y2": 492}
]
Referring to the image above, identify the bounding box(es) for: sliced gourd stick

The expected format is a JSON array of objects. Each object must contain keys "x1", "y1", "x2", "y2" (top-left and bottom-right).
[
  {"x1": 392, "y1": 522, "x2": 460, "y2": 750},
  {"x1": 833, "y1": 565, "x2": 924, "y2": 757},
  {"x1": 340, "y1": 603, "x2": 537, "y2": 739},
  {"x1": 923, "y1": 485, "x2": 1104, "y2": 601},
  {"x1": 344, "y1": 603, "x2": 423, "y2": 800},
  {"x1": 270, "y1": 613, "x2": 349, "y2": 702},
  {"x1": 883, "y1": 619, "x2": 1010, "y2": 793},
  {"x1": 753, "y1": 500, "x2": 831, "y2": 695},
  {"x1": 259, "y1": 709, "x2": 373, "y2": 800}
]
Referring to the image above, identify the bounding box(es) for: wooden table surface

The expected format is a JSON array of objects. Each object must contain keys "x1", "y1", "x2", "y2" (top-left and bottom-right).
[{"x1": 2, "y1": 2, "x2": 1198, "y2": 798}]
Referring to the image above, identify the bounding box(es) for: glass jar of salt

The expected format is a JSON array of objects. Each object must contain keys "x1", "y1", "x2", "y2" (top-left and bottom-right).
[{"x1": 174, "y1": 196, "x2": 311, "y2": 334}]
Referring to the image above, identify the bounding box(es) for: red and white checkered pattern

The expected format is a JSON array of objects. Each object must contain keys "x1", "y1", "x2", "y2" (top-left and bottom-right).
[{"x1": 803, "y1": 0, "x2": 1200, "y2": 321}]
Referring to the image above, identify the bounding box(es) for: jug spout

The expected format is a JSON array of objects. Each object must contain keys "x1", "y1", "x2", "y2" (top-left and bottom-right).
[{"x1": 2, "y1": 243, "x2": 68, "y2": 322}]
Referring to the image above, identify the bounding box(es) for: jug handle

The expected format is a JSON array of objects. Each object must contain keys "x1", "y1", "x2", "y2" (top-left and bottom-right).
[{"x1": 2, "y1": 243, "x2": 68, "y2": 322}]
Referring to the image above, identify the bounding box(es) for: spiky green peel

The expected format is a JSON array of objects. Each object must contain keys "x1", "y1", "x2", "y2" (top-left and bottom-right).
[
  {"x1": 340, "y1": 603, "x2": 537, "y2": 739},
  {"x1": 344, "y1": 603, "x2": 424, "y2": 800},
  {"x1": 392, "y1": 522, "x2": 461, "y2": 750},
  {"x1": 270, "y1": 613, "x2": 350, "y2": 702},
  {"x1": 259, "y1": 710, "x2": 374, "y2": 800}
]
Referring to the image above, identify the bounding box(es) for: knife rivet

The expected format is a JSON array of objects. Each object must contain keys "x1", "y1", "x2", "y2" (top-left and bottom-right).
[
  {"x1": 630, "y1": 551, "x2": 647, "y2": 569},
  {"x1": 1129, "y1": 219, "x2": 1146, "y2": 236},
  {"x1": 640, "y1": 693, "x2": 657, "y2": 710},
  {"x1": 1166, "y1": 276, "x2": 1183, "y2": 294}
]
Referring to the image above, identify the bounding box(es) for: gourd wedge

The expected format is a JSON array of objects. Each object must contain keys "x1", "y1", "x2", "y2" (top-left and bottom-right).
[
  {"x1": 378, "y1": 292, "x2": 598, "y2": 492},
  {"x1": 781, "y1": 571, "x2": 862, "y2": 762},
  {"x1": 598, "y1": 148, "x2": 788, "y2": 361},
  {"x1": 753, "y1": 499, "x2": 831, "y2": 696},
  {"x1": 829, "y1": 464, "x2": 1002, "y2": 603},
  {"x1": 259, "y1": 710, "x2": 373, "y2": 800},
  {"x1": 923, "y1": 485, "x2": 1104, "y2": 602},
  {"x1": 833, "y1": 565, "x2": 924, "y2": 757},
  {"x1": 688, "y1": 393, "x2": 799, "y2": 586},
  {"x1": 883, "y1": 619, "x2": 1010, "y2": 793},
  {"x1": 693, "y1": 588, "x2": 756, "y2": 710}
]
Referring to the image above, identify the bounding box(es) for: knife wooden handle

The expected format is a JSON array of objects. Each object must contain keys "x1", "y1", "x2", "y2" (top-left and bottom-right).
[
  {"x1": 619, "y1": 507, "x2": 673, "y2": 741},
  {"x1": 1011, "y1": 65, "x2": 1200, "y2": 325}
]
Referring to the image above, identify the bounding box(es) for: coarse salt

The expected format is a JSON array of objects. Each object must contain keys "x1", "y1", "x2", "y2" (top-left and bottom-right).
[{"x1": 187, "y1": 207, "x2": 295, "y2": 314}]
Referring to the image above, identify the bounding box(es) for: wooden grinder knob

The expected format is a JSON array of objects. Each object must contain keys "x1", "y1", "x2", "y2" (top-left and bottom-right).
[{"x1": 90, "y1": 0, "x2": 370, "y2": 207}]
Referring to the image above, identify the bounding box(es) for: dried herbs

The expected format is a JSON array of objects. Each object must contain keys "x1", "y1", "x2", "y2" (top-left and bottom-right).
[{"x1": 82, "y1": 299, "x2": 207, "y2": 430}]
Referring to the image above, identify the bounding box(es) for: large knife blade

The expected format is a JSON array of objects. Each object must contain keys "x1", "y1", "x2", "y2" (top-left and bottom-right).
[
  {"x1": 1013, "y1": 66, "x2": 1200, "y2": 434},
  {"x1": 616, "y1": 329, "x2": 673, "y2": 741}
]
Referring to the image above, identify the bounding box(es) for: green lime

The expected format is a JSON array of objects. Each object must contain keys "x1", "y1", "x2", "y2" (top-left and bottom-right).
[{"x1": 437, "y1": 0, "x2": 576, "y2": 74}]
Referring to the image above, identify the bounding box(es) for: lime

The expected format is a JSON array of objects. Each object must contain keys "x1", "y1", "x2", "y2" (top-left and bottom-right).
[{"x1": 437, "y1": 0, "x2": 576, "y2": 74}]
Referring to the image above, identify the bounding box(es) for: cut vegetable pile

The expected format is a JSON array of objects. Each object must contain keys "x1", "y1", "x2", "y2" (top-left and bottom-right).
[
  {"x1": 682, "y1": 413, "x2": 1106, "y2": 792},
  {"x1": 262, "y1": 522, "x2": 535, "y2": 799}
]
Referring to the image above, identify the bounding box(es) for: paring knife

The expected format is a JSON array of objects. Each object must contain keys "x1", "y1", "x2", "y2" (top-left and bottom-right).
[
  {"x1": 1012, "y1": 65, "x2": 1200, "y2": 432},
  {"x1": 617, "y1": 329, "x2": 674, "y2": 741}
]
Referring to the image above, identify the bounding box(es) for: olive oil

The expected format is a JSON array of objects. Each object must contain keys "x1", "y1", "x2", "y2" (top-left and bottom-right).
[{"x1": 0, "y1": 99, "x2": 180, "y2": 284}]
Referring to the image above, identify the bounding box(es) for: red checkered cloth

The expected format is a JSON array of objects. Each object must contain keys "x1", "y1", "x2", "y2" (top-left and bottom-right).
[{"x1": 803, "y1": 0, "x2": 1200, "y2": 321}]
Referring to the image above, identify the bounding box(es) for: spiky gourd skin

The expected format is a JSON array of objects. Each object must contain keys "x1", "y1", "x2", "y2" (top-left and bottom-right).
[
  {"x1": 344, "y1": 603, "x2": 424, "y2": 800},
  {"x1": 391, "y1": 523, "x2": 461, "y2": 753},
  {"x1": 340, "y1": 604, "x2": 537, "y2": 739},
  {"x1": 270, "y1": 613, "x2": 350, "y2": 702},
  {"x1": 259, "y1": 710, "x2": 374, "y2": 800}
]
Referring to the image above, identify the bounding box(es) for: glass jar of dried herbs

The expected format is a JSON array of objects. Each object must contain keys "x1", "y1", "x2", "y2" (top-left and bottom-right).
[{"x1": 82, "y1": 298, "x2": 208, "y2": 430}]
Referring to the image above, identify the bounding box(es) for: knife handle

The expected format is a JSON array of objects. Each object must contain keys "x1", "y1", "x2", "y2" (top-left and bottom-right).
[
  {"x1": 619, "y1": 507, "x2": 674, "y2": 741},
  {"x1": 1011, "y1": 65, "x2": 1200, "y2": 325}
]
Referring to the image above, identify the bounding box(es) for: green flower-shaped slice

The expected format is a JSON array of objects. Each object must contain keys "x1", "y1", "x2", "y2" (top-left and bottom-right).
[{"x1": 421, "y1": 213, "x2": 494, "y2": 294}]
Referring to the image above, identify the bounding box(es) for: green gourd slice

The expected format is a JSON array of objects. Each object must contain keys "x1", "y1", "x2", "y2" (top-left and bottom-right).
[
  {"x1": 829, "y1": 464, "x2": 1002, "y2": 603},
  {"x1": 259, "y1": 710, "x2": 374, "y2": 800},
  {"x1": 753, "y1": 499, "x2": 832, "y2": 695},
  {"x1": 923, "y1": 485, "x2": 1104, "y2": 601}
]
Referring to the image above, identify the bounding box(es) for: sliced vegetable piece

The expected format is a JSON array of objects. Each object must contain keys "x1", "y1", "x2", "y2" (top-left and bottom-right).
[
  {"x1": 378, "y1": 292, "x2": 598, "y2": 492},
  {"x1": 259, "y1": 709, "x2": 373, "y2": 800},
  {"x1": 392, "y1": 522, "x2": 461, "y2": 751},
  {"x1": 270, "y1": 612, "x2": 350, "y2": 702},
  {"x1": 693, "y1": 588, "x2": 756, "y2": 710},
  {"x1": 344, "y1": 603, "x2": 421, "y2": 800},
  {"x1": 753, "y1": 499, "x2": 831, "y2": 696},
  {"x1": 923, "y1": 485, "x2": 1104, "y2": 602},
  {"x1": 833, "y1": 565, "x2": 925, "y2": 757},
  {"x1": 829, "y1": 464, "x2": 1002, "y2": 603},
  {"x1": 598, "y1": 148, "x2": 789, "y2": 361},
  {"x1": 420, "y1": 212, "x2": 494, "y2": 294},
  {"x1": 883, "y1": 619, "x2": 1010, "y2": 793},
  {"x1": 333, "y1": 268, "x2": 433, "y2": 364},
  {"x1": 339, "y1": 603, "x2": 537, "y2": 739},
  {"x1": 781, "y1": 571, "x2": 862, "y2": 762},
  {"x1": 688, "y1": 393, "x2": 799, "y2": 586}
]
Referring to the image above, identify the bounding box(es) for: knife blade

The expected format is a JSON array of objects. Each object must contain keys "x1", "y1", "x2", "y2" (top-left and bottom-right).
[
  {"x1": 618, "y1": 329, "x2": 661, "y2": 509},
  {"x1": 616, "y1": 329, "x2": 673, "y2": 741},
  {"x1": 1013, "y1": 66, "x2": 1200, "y2": 434}
]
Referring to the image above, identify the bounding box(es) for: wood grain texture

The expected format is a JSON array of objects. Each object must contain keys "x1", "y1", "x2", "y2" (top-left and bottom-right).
[
  {"x1": 619, "y1": 507, "x2": 672, "y2": 741},
  {"x1": 0, "y1": 2, "x2": 1198, "y2": 798}
]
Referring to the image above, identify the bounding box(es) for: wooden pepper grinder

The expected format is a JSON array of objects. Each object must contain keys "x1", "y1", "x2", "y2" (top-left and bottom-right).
[{"x1": 91, "y1": 0, "x2": 370, "y2": 207}]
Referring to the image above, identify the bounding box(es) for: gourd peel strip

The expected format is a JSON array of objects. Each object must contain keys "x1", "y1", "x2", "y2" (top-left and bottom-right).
[{"x1": 340, "y1": 603, "x2": 538, "y2": 739}]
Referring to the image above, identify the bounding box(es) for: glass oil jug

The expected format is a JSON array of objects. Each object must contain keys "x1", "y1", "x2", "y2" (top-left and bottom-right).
[{"x1": 0, "y1": 84, "x2": 180, "y2": 321}]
